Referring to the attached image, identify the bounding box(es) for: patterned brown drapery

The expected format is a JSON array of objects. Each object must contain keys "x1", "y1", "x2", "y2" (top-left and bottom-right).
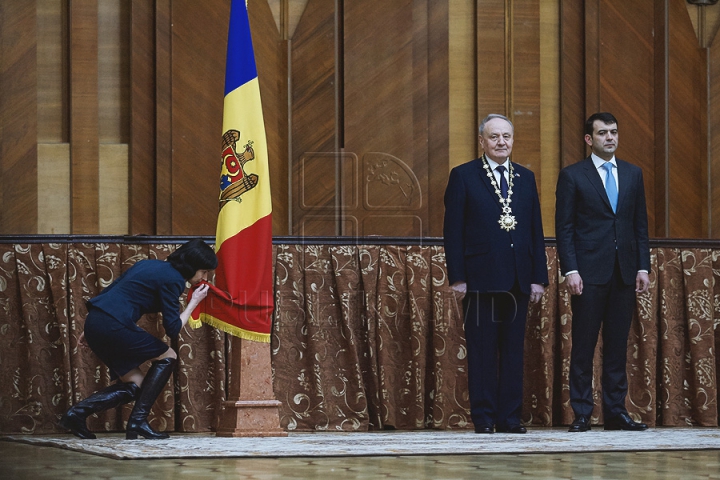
[{"x1": 0, "y1": 238, "x2": 718, "y2": 434}]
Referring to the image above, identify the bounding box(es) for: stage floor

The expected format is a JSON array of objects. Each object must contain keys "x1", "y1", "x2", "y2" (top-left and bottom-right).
[{"x1": 4, "y1": 428, "x2": 720, "y2": 460}]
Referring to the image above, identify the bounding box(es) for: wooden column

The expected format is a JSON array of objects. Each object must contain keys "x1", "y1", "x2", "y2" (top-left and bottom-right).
[
  {"x1": 215, "y1": 337, "x2": 287, "y2": 437},
  {"x1": 155, "y1": 0, "x2": 173, "y2": 235},
  {"x1": 0, "y1": 0, "x2": 38, "y2": 233},
  {"x1": 69, "y1": 0, "x2": 99, "y2": 233},
  {"x1": 129, "y1": 0, "x2": 157, "y2": 235}
]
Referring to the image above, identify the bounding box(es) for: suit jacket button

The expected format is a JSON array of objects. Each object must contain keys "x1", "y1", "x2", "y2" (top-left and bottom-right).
[{"x1": 510, "y1": 244, "x2": 514, "y2": 248}]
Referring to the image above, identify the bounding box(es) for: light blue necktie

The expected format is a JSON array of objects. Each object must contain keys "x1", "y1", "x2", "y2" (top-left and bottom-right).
[{"x1": 603, "y1": 162, "x2": 617, "y2": 213}]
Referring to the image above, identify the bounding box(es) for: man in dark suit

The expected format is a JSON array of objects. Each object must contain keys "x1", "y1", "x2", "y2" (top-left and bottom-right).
[
  {"x1": 555, "y1": 112, "x2": 650, "y2": 432},
  {"x1": 444, "y1": 114, "x2": 548, "y2": 434}
]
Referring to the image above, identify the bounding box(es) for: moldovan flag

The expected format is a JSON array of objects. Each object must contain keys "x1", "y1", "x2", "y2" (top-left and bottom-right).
[{"x1": 189, "y1": 0, "x2": 273, "y2": 343}]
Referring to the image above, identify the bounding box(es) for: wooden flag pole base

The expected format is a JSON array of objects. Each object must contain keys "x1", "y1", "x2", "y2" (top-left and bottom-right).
[{"x1": 215, "y1": 336, "x2": 287, "y2": 437}]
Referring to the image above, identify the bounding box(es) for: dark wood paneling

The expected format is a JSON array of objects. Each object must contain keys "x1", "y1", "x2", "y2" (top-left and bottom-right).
[
  {"x1": 250, "y1": 0, "x2": 289, "y2": 236},
  {"x1": 37, "y1": 0, "x2": 68, "y2": 143},
  {"x1": 155, "y1": 0, "x2": 172, "y2": 235},
  {"x1": 586, "y1": 0, "x2": 656, "y2": 234},
  {"x1": 712, "y1": 29, "x2": 720, "y2": 237},
  {"x1": 0, "y1": 1, "x2": 38, "y2": 233},
  {"x1": 129, "y1": 0, "x2": 156, "y2": 235},
  {"x1": 560, "y1": 0, "x2": 585, "y2": 168},
  {"x1": 69, "y1": 0, "x2": 99, "y2": 233},
  {"x1": 667, "y1": 0, "x2": 707, "y2": 237},
  {"x1": 476, "y1": 0, "x2": 507, "y2": 119},
  {"x1": 509, "y1": 0, "x2": 541, "y2": 183},
  {"x1": 342, "y1": 0, "x2": 428, "y2": 236},
  {"x1": 170, "y1": 0, "x2": 227, "y2": 235},
  {"x1": 654, "y1": 0, "x2": 669, "y2": 237},
  {"x1": 290, "y1": 0, "x2": 338, "y2": 235},
  {"x1": 98, "y1": 1, "x2": 130, "y2": 143},
  {"x1": 427, "y1": 0, "x2": 449, "y2": 237}
]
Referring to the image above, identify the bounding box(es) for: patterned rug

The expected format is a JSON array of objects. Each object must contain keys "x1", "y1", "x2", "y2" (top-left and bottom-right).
[{"x1": 3, "y1": 428, "x2": 720, "y2": 460}]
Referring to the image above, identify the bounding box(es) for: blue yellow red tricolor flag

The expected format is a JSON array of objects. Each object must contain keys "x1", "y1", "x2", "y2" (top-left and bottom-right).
[{"x1": 189, "y1": 0, "x2": 273, "y2": 342}]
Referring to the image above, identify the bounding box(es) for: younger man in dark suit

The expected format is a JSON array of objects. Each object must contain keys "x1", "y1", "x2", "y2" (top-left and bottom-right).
[
  {"x1": 555, "y1": 112, "x2": 650, "y2": 432},
  {"x1": 444, "y1": 114, "x2": 547, "y2": 434}
]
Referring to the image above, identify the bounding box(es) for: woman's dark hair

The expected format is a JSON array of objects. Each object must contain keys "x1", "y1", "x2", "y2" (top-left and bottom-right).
[{"x1": 167, "y1": 239, "x2": 218, "y2": 280}]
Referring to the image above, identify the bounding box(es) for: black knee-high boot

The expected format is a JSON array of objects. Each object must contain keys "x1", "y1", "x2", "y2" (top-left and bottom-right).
[
  {"x1": 125, "y1": 357, "x2": 176, "y2": 440},
  {"x1": 59, "y1": 382, "x2": 140, "y2": 439}
]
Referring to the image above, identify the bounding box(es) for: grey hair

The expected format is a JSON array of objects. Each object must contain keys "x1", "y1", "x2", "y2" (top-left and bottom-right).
[{"x1": 478, "y1": 114, "x2": 514, "y2": 135}]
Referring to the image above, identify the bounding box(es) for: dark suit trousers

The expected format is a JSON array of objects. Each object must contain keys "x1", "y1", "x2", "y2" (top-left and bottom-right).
[
  {"x1": 569, "y1": 258, "x2": 636, "y2": 418},
  {"x1": 463, "y1": 284, "x2": 529, "y2": 428}
]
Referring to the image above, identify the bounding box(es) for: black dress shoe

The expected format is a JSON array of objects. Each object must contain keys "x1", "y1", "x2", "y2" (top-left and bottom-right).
[
  {"x1": 604, "y1": 412, "x2": 648, "y2": 431},
  {"x1": 496, "y1": 425, "x2": 527, "y2": 434},
  {"x1": 568, "y1": 415, "x2": 591, "y2": 432},
  {"x1": 474, "y1": 425, "x2": 494, "y2": 434}
]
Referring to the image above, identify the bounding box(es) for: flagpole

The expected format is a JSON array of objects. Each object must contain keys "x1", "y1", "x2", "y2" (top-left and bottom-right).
[{"x1": 192, "y1": 0, "x2": 286, "y2": 438}]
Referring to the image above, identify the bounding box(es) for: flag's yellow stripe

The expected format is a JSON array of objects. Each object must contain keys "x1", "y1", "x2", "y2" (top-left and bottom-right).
[{"x1": 216, "y1": 77, "x2": 272, "y2": 249}]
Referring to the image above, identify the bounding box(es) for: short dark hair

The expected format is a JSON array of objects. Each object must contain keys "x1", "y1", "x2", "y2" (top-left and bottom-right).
[
  {"x1": 167, "y1": 239, "x2": 218, "y2": 280},
  {"x1": 585, "y1": 112, "x2": 618, "y2": 136}
]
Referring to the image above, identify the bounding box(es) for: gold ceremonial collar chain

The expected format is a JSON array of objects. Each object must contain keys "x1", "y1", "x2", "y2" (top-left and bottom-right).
[{"x1": 481, "y1": 155, "x2": 517, "y2": 231}]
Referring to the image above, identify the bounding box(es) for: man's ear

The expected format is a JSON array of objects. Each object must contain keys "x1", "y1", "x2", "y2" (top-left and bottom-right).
[{"x1": 584, "y1": 134, "x2": 592, "y2": 146}]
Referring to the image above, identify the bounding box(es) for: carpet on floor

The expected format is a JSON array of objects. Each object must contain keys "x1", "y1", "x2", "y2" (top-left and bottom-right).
[{"x1": 3, "y1": 428, "x2": 720, "y2": 460}]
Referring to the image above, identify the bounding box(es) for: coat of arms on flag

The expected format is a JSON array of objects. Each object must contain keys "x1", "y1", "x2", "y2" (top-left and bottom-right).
[{"x1": 220, "y1": 129, "x2": 259, "y2": 208}]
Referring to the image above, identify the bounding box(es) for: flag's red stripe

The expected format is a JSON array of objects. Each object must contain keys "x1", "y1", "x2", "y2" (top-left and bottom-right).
[{"x1": 209, "y1": 214, "x2": 274, "y2": 332}]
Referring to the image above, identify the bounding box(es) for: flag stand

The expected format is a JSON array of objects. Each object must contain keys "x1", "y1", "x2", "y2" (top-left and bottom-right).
[{"x1": 216, "y1": 336, "x2": 287, "y2": 437}]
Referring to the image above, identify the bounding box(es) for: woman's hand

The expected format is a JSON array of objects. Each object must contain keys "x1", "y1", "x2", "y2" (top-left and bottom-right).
[
  {"x1": 191, "y1": 283, "x2": 210, "y2": 303},
  {"x1": 180, "y1": 283, "x2": 210, "y2": 328}
]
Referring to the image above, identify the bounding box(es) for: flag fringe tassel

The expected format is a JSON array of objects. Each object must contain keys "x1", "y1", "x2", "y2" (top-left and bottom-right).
[{"x1": 190, "y1": 313, "x2": 271, "y2": 343}]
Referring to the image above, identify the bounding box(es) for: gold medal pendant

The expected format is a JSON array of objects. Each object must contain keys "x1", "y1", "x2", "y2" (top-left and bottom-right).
[{"x1": 499, "y1": 212, "x2": 517, "y2": 231}]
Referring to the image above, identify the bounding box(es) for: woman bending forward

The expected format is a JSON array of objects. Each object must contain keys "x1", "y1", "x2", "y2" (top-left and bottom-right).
[{"x1": 60, "y1": 239, "x2": 217, "y2": 440}]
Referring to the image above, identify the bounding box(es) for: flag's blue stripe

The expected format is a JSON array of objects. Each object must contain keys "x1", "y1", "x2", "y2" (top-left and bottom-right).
[{"x1": 224, "y1": 0, "x2": 258, "y2": 96}]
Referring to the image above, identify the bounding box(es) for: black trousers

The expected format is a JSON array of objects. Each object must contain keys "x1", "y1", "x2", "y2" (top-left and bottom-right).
[
  {"x1": 569, "y1": 259, "x2": 636, "y2": 418},
  {"x1": 463, "y1": 284, "x2": 529, "y2": 428}
]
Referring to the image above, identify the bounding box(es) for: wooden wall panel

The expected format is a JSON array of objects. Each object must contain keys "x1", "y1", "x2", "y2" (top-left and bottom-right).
[
  {"x1": 37, "y1": 144, "x2": 70, "y2": 234},
  {"x1": 427, "y1": 0, "x2": 450, "y2": 237},
  {"x1": 98, "y1": 0, "x2": 130, "y2": 144},
  {"x1": 539, "y1": 0, "x2": 560, "y2": 234},
  {"x1": 129, "y1": 0, "x2": 157, "y2": 235},
  {"x1": 476, "y1": 0, "x2": 507, "y2": 121},
  {"x1": 1, "y1": 1, "x2": 38, "y2": 234},
  {"x1": 37, "y1": 0, "x2": 70, "y2": 234},
  {"x1": 250, "y1": 0, "x2": 289, "y2": 235},
  {"x1": 290, "y1": 0, "x2": 338, "y2": 236},
  {"x1": 559, "y1": 0, "x2": 585, "y2": 168},
  {"x1": 69, "y1": 0, "x2": 99, "y2": 233},
  {"x1": 169, "y1": 0, "x2": 227, "y2": 235},
  {"x1": 99, "y1": 144, "x2": 129, "y2": 233},
  {"x1": 37, "y1": 0, "x2": 68, "y2": 143},
  {"x1": 343, "y1": 0, "x2": 428, "y2": 237},
  {"x1": 667, "y1": 0, "x2": 707, "y2": 237},
  {"x1": 155, "y1": 0, "x2": 173, "y2": 235},
  {"x1": 448, "y1": 0, "x2": 477, "y2": 173},
  {"x1": 654, "y1": 0, "x2": 669, "y2": 237},
  {"x1": 712, "y1": 29, "x2": 720, "y2": 238},
  {"x1": 508, "y1": 0, "x2": 541, "y2": 188},
  {"x1": 585, "y1": 0, "x2": 656, "y2": 234},
  {"x1": 5, "y1": 0, "x2": 720, "y2": 238}
]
